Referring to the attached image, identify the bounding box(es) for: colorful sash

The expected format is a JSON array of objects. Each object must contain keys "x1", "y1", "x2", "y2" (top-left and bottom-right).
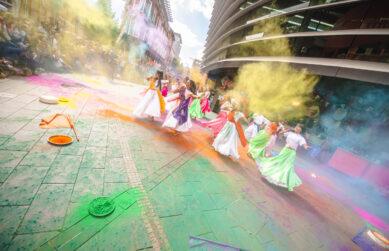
[
  {"x1": 228, "y1": 111, "x2": 247, "y2": 147},
  {"x1": 148, "y1": 78, "x2": 165, "y2": 115},
  {"x1": 173, "y1": 87, "x2": 189, "y2": 125}
]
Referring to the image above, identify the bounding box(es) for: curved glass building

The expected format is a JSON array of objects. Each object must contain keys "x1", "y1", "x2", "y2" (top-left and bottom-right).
[{"x1": 203, "y1": 0, "x2": 389, "y2": 168}]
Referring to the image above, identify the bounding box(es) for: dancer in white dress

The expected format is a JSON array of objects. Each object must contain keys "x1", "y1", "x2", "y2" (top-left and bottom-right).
[
  {"x1": 134, "y1": 71, "x2": 165, "y2": 121},
  {"x1": 212, "y1": 102, "x2": 249, "y2": 159},
  {"x1": 245, "y1": 114, "x2": 270, "y2": 141},
  {"x1": 163, "y1": 80, "x2": 199, "y2": 134},
  {"x1": 257, "y1": 124, "x2": 309, "y2": 191},
  {"x1": 164, "y1": 79, "x2": 181, "y2": 113}
]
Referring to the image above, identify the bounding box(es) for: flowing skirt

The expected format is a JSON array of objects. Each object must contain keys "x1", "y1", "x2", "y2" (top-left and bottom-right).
[
  {"x1": 212, "y1": 122, "x2": 240, "y2": 159},
  {"x1": 134, "y1": 89, "x2": 161, "y2": 118},
  {"x1": 189, "y1": 99, "x2": 204, "y2": 118},
  {"x1": 248, "y1": 130, "x2": 270, "y2": 159},
  {"x1": 165, "y1": 93, "x2": 179, "y2": 113},
  {"x1": 256, "y1": 147, "x2": 302, "y2": 191},
  {"x1": 202, "y1": 110, "x2": 228, "y2": 137},
  {"x1": 200, "y1": 97, "x2": 211, "y2": 114},
  {"x1": 245, "y1": 123, "x2": 260, "y2": 141},
  {"x1": 265, "y1": 135, "x2": 277, "y2": 157},
  {"x1": 163, "y1": 104, "x2": 192, "y2": 132}
]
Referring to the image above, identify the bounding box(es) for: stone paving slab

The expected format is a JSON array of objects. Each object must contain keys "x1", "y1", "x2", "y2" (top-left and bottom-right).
[
  {"x1": 60, "y1": 141, "x2": 87, "y2": 156},
  {"x1": 0, "y1": 165, "x2": 50, "y2": 206},
  {"x1": 0, "y1": 120, "x2": 30, "y2": 137},
  {"x1": 103, "y1": 183, "x2": 129, "y2": 197},
  {"x1": 0, "y1": 130, "x2": 44, "y2": 151},
  {"x1": 0, "y1": 150, "x2": 27, "y2": 182},
  {"x1": 18, "y1": 184, "x2": 73, "y2": 233},
  {"x1": 8, "y1": 231, "x2": 59, "y2": 251},
  {"x1": 80, "y1": 146, "x2": 106, "y2": 169},
  {"x1": 0, "y1": 206, "x2": 29, "y2": 250},
  {"x1": 71, "y1": 169, "x2": 104, "y2": 202},
  {"x1": 104, "y1": 158, "x2": 128, "y2": 183},
  {"x1": 44, "y1": 155, "x2": 82, "y2": 184}
]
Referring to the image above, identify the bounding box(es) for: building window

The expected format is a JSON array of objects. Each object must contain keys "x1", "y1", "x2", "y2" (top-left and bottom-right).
[
  {"x1": 239, "y1": 0, "x2": 260, "y2": 11},
  {"x1": 223, "y1": 35, "x2": 389, "y2": 64},
  {"x1": 0, "y1": 0, "x2": 12, "y2": 7},
  {"x1": 247, "y1": 0, "x2": 310, "y2": 23},
  {"x1": 281, "y1": 14, "x2": 304, "y2": 33}
]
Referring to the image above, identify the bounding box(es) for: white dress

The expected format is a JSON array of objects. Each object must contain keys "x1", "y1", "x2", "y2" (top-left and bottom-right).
[
  {"x1": 245, "y1": 114, "x2": 270, "y2": 141},
  {"x1": 133, "y1": 81, "x2": 162, "y2": 118},
  {"x1": 212, "y1": 112, "x2": 244, "y2": 159},
  {"x1": 284, "y1": 132, "x2": 307, "y2": 150},
  {"x1": 164, "y1": 82, "x2": 180, "y2": 112},
  {"x1": 164, "y1": 93, "x2": 179, "y2": 112},
  {"x1": 162, "y1": 90, "x2": 193, "y2": 132},
  {"x1": 171, "y1": 83, "x2": 179, "y2": 91}
]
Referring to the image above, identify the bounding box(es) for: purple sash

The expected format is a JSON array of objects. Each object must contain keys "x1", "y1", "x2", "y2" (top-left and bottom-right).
[{"x1": 173, "y1": 87, "x2": 190, "y2": 125}]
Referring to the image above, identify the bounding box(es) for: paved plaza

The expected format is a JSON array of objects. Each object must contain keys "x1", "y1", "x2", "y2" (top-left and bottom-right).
[{"x1": 0, "y1": 74, "x2": 384, "y2": 250}]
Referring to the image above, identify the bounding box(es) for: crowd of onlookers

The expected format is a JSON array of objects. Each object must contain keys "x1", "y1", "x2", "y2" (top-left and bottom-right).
[
  {"x1": 0, "y1": 11, "x2": 130, "y2": 80},
  {"x1": 301, "y1": 86, "x2": 389, "y2": 165}
]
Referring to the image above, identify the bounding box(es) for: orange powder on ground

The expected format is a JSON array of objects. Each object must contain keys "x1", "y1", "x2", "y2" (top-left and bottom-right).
[
  {"x1": 97, "y1": 97, "x2": 134, "y2": 111},
  {"x1": 97, "y1": 109, "x2": 156, "y2": 129},
  {"x1": 49, "y1": 135, "x2": 73, "y2": 144},
  {"x1": 97, "y1": 109, "x2": 250, "y2": 169}
]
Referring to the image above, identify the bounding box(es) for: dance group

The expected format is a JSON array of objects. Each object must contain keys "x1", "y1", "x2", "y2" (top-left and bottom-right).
[{"x1": 134, "y1": 71, "x2": 309, "y2": 192}]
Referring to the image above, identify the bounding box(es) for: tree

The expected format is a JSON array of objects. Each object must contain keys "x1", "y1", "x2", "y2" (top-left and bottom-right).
[
  {"x1": 172, "y1": 57, "x2": 180, "y2": 68},
  {"x1": 96, "y1": 0, "x2": 113, "y2": 18},
  {"x1": 189, "y1": 67, "x2": 206, "y2": 86}
]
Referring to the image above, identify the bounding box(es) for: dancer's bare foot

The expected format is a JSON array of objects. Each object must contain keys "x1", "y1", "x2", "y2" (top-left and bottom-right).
[
  {"x1": 150, "y1": 116, "x2": 154, "y2": 122},
  {"x1": 173, "y1": 131, "x2": 180, "y2": 136}
]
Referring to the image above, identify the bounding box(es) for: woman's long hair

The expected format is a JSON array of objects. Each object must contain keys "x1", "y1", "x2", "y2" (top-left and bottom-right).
[
  {"x1": 156, "y1": 70, "x2": 163, "y2": 91},
  {"x1": 189, "y1": 80, "x2": 197, "y2": 95}
]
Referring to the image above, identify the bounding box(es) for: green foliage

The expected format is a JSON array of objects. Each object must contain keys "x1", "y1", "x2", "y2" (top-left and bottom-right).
[{"x1": 96, "y1": 0, "x2": 113, "y2": 18}]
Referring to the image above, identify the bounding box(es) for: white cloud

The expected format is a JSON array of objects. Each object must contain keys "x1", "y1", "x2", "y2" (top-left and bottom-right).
[
  {"x1": 170, "y1": 21, "x2": 202, "y2": 48},
  {"x1": 111, "y1": 0, "x2": 126, "y2": 23},
  {"x1": 170, "y1": 0, "x2": 214, "y2": 20},
  {"x1": 169, "y1": 21, "x2": 205, "y2": 66},
  {"x1": 169, "y1": 1, "x2": 214, "y2": 66},
  {"x1": 195, "y1": 48, "x2": 204, "y2": 59}
]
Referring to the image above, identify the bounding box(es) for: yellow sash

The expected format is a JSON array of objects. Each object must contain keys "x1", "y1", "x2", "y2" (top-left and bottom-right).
[{"x1": 149, "y1": 78, "x2": 165, "y2": 115}]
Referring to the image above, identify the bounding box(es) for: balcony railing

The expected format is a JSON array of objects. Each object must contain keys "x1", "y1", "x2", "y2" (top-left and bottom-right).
[{"x1": 222, "y1": 34, "x2": 389, "y2": 64}]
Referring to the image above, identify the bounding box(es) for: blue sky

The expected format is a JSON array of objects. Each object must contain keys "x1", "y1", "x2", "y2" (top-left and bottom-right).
[
  {"x1": 87, "y1": 0, "x2": 213, "y2": 67},
  {"x1": 169, "y1": 0, "x2": 214, "y2": 66}
]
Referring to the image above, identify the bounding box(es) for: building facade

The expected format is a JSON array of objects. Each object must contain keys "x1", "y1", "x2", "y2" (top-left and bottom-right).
[
  {"x1": 203, "y1": 0, "x2": 389, "y2": 166},
  {"x1": 171, "y1": 32, "x2": 182, "y2": 59},
  {"x1": 117, "y1": 0, "x2": 175, "y2": 68},
  {"x1": 192, "y1": 59, "x2": 201, "y2": 69},
  {"x1": 203, "y1": 0, "x2": 389, "y2": 84}
]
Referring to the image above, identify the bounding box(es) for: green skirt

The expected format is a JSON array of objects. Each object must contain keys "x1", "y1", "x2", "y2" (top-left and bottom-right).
[
  {"x1": 256, "y1": 147, "x2": 302, "y2": 191},
  {"x1": 189, "y1": 99, "x2": 204, "y2": 118},
  {"x1": 248, "y1": 130, "x2": 270, "y2": 159}
]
